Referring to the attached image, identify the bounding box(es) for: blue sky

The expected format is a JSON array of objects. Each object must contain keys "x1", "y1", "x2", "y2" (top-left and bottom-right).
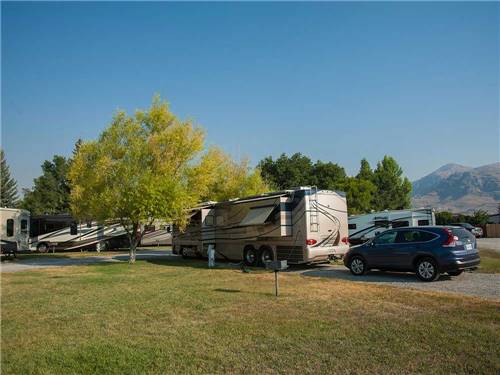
[{"x1": 2, "y1": 2, "x2": 499, "y2": 191}]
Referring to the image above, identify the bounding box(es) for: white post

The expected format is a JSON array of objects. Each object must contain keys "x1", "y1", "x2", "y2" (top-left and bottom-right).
[{"x1": 208, "y1": 244, "x2": 215, "y2": 268}]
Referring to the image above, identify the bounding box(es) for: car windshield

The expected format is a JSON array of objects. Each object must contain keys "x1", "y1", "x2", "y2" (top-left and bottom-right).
[
  {"x1": 460, "y1": 223, "x2": 474, "y2": 229},
  {"x1": 448, "y1": 227, "x2": 474, "y2": 241}
]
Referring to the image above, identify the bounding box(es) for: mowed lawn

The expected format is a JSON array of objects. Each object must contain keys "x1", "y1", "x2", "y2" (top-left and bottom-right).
[{"x1": 2, "y1": 258, "x2": 499, "y2": 374}]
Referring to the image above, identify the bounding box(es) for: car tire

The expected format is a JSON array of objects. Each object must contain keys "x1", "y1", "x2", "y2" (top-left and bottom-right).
[
  {"x1": 37, "y1": 243, "x2": 49, "y2": 253},
  {"x1": 348, "y1": 256, "x2": 367, "y2": 276},
  {"x1": 243, "y1": 246, "x2": 258, "y2": 267},
  {"x1": 259, "y1": 246, "x2": 274, "y2": 267},
  {"x1": 447, "y1": 270, "x2": 463, "y2": 276},
  {"x1": 415, "y1": 258, "x2": 440, "y2": 282}
]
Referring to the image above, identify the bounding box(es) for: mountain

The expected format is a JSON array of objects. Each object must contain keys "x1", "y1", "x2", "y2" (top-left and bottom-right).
[{"x1": 412, "y1": 162, "x2": 500, "y2": 213}]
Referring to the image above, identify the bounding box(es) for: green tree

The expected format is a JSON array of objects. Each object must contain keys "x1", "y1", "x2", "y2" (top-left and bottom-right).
[
  {"x1": 69, "y1": 96, "x2": 267, "y2": 263},
  {"x1": 0, "y1": 149, "x2": 19, "y2": 207},
  {"x1": 356, "y1": 158, "x2": 374, "y2": 181},
  {"x1": 258, "y1": 153, "x2": 314, "y2": 189},
  {"x1": 470, "y1": 209, "x2": 489, "y2": 226},
  {"x1": 341, "y1": 177, "x2": 377, "y2": 215},
  {"x1": 372, "y1": 156, "x2": 412, "y2": 210},
  {"x1": 312, "y1": 161, "x2": 346, "y2": 190},
  {"x1": 435, "y1": 211, "x2": 454, "y2": 225},
  {"x1": 20, "y1": 155, "x2": 71, "y2": 214}
]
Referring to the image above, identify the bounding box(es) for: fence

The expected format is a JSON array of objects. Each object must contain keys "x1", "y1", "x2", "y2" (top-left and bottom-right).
[{"x1": 485, "y1": 224, "x2": 500, "y2": 238}]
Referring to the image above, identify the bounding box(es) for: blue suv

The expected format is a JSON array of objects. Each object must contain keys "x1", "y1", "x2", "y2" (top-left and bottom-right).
[{"x1": 343, "y1": 226, "x2": 480, "y2": 281}]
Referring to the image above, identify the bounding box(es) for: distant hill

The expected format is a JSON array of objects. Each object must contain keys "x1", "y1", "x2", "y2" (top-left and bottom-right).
[{"x1": 412, "y1": 162, "x2": 500, "y2": 213}]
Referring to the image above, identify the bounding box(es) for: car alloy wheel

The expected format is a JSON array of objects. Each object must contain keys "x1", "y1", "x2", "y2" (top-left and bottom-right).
[
  {"x1": 416, "y1": 258, "x2": 440, "y2": 282},
  {"x1": 349, "y1": 256, "x2": 366, "y2": 275}
]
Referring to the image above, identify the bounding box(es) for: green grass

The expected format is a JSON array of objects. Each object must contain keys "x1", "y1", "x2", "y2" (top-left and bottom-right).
[
  {"x1": 478, "y1": 249, "x2": 500, "y2": 273},
  {"x1": 2, "y1": 258, "x2": 499, "y2": 374}
]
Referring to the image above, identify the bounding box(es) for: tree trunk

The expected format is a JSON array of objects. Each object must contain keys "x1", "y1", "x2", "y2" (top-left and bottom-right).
[{"x1": 129, "y1": 239, "x2": 137, "y2": 264}]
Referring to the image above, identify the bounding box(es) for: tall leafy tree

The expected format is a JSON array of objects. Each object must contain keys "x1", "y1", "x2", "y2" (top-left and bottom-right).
[
  {"x1": 20, "y1": 155, "x2": 71, "y2": 215},
  {"x1": 372, "y1": 156, "x2": 412, "y2": 210},
  {"x1": 258, "y1": 153, "x2": 314, "y2": 189},
  {"x1": 69, "y1": 96, "x2": 267, "y2": 263},
  {"x1": 356, "y1": 158, "x2": 374, "y2": 181},
  {"x1": 341, "y1": 177, "x2": 377, "y2": 215},
  {"x1": 0, "y1": 149, "x2": 19, "y2": 207},
  {"x1": 312, "y1": 161, "x2": 346, "y2": 190}
]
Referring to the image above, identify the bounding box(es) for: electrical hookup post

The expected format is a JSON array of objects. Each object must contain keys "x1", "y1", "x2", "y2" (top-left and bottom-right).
[
  {"x1": 207, "y1": 244, "x2": 215, "y2": 268},
  {"x1": 265, "y1": 260, "x2": 288, "y2": 296}
]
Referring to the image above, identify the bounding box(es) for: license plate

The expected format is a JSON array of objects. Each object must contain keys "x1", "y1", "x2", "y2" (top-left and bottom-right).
[{"x1": 465, "y1": 244, "x2": 473, "y2": 250}]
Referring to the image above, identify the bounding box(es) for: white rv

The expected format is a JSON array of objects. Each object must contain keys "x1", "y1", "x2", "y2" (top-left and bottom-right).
[
  {"x1": 348, "y1": 208, "x2": 435, "y2": 244},
  {"x1": 140, "y1": 223, "x2": 173, "y2": 247},
  {"x1": 0, "y1": 208, "x2": 30, "y2": 253},
  {"x1": 30, "y1": 220, "x2": 129, "y2": 252},
  {"x1": 173, "y1": 187, "x2": 349, "y2": 265}
]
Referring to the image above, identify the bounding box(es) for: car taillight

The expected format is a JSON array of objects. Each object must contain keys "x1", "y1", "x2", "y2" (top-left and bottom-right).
[
  {"x1": 442, "y1": 228, "x2": 458, "y2": 247},
  {"x1": 306, "y1": 239, "x2": 317, "y2": 246},
  {"x1": 341, "y1": 237, "x2": 349, "y2": 244}
]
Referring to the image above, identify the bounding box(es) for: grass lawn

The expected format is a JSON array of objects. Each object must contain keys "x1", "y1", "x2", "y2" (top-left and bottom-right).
[
  {"x1": 2, "y1": 258, "x2": 499, "y2": 374},
  {"x1": 477, "y1": 249, "x2": 500, "y2": 274}
]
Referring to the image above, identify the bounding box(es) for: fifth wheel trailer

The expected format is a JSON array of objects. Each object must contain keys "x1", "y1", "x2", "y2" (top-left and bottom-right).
[
  {"x1": 0, "y1": 208, "x2": 30, "y2": 253},
  {"x1": 348, "y1": 208, "x2": 435, "y2": 244},
  {"x1": 172, "y1": 187, "x2": 349, "y2": 265}
]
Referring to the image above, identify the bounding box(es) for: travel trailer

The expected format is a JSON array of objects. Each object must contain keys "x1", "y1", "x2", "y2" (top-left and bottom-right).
[
  {"x1": 172, "y1": 187, "x2": 349, "y2": 265},
  {"x1": 0, "y1": 208, "x2": 30, "y2": 253},
  {"x1": 140, "y1": 223, "x2": 173, "y2": 246},
  {"x1": 348, "y1": 208, "x2": 436, "y2": 244},
  {"x1": 29, "y1": 220, "x2": 129, "y2": 252}
]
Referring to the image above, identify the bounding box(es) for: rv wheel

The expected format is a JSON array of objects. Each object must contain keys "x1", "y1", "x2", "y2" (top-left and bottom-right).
[
  {"x1": 37, "y1": 243, "x2": 49, "y2": 253},
  {"x1": 259, "y1": 246, "x2": 274, "y2": 267},
  {"x1": 243, "y1": 246, "x2": 258, "y2": 266}
]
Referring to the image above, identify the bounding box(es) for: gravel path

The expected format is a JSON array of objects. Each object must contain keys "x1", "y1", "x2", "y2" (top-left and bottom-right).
[{"x1": 295, "y1": 265, "x2": 500, "y2": 301}]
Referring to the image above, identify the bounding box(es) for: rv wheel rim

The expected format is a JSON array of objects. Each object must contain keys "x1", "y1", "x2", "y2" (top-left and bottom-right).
[
  {"x1": 418, "y1": 262, "x2": 434, "y2": 279},
  {"x1": 262, "y1": 250, "x2": 272, "y2": 263},
  {"x1": 39, "y1": 244, "x2": 47, "y2": 252},
  {"x1": 351, "y1": 258, "x2": 364, "y2": 274},
  {"x1": 246, "y1": 250, "x2": 256, "y2": 263}
]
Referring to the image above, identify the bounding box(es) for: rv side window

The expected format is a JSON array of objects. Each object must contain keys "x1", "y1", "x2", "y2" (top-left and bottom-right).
[
  {"x1": 392, "y1": 221, "x2": 409, "y2": 228},
  {"x1": 70, "y1": 222, "x2": 78, "y2": 235},
  {"x1": 418, "y1": 219, "x2": 430, "y2": 226},
  {"x1": 205, "y1": 215, "x2": 214, "y2": 226},
  {"x1": 166, "y1": 225, "x2": 171, "y2": 233},
  {"x1": 21, "y1": 219, "x2": 28, "y2": 233},
  {"x1": 216, "y1": 216, "x2": 224, "y2": 226},
  {"x1": 348, "y1": 223, "x2": 357, "y2": 230},
  {"x1": 6, "y1": 219, "x2": 14, "y2": 237}
]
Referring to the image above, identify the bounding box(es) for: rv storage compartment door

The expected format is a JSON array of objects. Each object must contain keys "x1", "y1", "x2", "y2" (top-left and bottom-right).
[{"x1": 239, "y1": 206, "x2": 276, "y2": 226}]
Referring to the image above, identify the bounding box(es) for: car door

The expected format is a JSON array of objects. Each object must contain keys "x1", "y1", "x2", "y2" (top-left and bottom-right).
[
  {"x1": 365, "y1": 230, "x2": 398, "y2": 268},
  {"x1": 391, "y1": 230, "x2": 420, "y2": 269}
]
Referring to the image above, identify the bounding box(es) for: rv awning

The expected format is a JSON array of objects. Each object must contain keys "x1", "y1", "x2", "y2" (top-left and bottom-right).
[{"x1": 239, "y1": 205, "x2": 276, "y2": 226}]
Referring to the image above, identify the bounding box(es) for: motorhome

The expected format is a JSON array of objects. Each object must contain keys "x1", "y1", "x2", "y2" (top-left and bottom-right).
[
  {"x1": 348, "y1": 208, "x2": 435, "y2": 244},
  {"x1": 0, "y1": 208, "x2": 30, "y2": 253},
  {"x1": 29, "y1": 220, "x2": 129, "y2": 252},
  {"x1": 140, "y1": 223, "x2": 173, "y2": 246},
  {"x1": 172, "y1": 187, "x2": 349, "y2": 265}
]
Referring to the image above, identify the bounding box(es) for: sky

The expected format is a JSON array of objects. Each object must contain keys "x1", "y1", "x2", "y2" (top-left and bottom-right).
[{"x1": 2, "y1": 2, "x2": 499, "y2": 191}]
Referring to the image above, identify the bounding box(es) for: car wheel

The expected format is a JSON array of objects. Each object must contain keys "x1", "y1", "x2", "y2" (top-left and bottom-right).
[
  {"x1": 348, "y1": 256, "x2": 366, "y2": 276},
  {"x1": 447, "y1": 270, "x2": 463, "y2": 276},
  {"x1": 259, "y1": 246, "x2": 274, "y2": 266},
  {"x1": 37, "y1": 243, "x2": 49, "y2": 253},
  {"x1": 243, "y1": 246, "x2": 258, "y2": 266},
  {"x1": 416, "y1": 258, "x2": 440, "y2": 282}
]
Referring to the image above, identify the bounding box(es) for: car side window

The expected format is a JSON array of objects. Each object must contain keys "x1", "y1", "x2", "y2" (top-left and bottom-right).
[
  {"x1": 397, "y1": 230, "x2": 436, "y2": 243},
  {"x1": 374, "y1": 231, "x2": 397, "y2": 244}
]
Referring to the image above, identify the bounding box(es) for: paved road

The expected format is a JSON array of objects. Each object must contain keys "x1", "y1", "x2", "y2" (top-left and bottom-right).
[
  {"x1": 477, "y1": 237, "x2": 500, "y2": 252},
  {"x1": 0, "y1": 250, "x2": 173, "y2": 273},
  {"x1": 292, "y1": 264, "x2": 500, "y2": 301}
]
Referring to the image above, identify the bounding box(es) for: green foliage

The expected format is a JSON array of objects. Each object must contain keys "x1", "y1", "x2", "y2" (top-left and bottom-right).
[
  {"x1": 20, "y1": 155, "x2": 71, "y2": 214},
  {"x1": 341, "y1": 177, "x2": 377, "y2": 215},
  {"x1": 471, "y1": 210, "x2": 490, "y2": 226},
  {"x1": 372, "y1": 156, "x2": 412, "y2": 210},
  {"x1": 356, "y1": 158, "x2": 374, "y2": 181},
  {"x1": 69, "y1": 96, "x2": 267, "y2": 262},
  {"x1": 435, "y1": 211, "x2": 454, "y2": 225},
  {"x1": 312, "y1": 161, "x2": 346, "y2": 190},
  {"x1": 258, "y1": 153, "x2": 314, "y2": 190},
  {"x1": 0, "y1": 149, "x2": 19, "y2": 207}
]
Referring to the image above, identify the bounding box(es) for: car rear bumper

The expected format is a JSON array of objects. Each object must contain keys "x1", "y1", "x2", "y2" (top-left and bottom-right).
[{"x1": 440, "y1": 257, "x2": 480, "y2": 272}]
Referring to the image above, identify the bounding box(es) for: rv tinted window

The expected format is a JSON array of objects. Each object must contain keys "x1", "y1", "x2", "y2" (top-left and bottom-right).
[
  {"x1": 205, "y1": 215, "x2": 214, "y2": 226},
  {"x1": 418, "y1": 220, "x2": 430, "y2": 226},
  {"x1": 6, "y1": 219, "x2": 14, "y2": 237},
  {"x1": 216, "y1": 216, "x2": 224, "y2": 226},
  {"x1": 21, "y1": 219, "x2": 28, "y2": 233},
  {"x1": 348, "y1": 223, "x2": 357, "y2": 230},
  {"x1": 70, "y1": 222, "x2": 78, "y2": 235},
  {"x1": 392, "y1": 221, "x2": 409, "y2": 228}
]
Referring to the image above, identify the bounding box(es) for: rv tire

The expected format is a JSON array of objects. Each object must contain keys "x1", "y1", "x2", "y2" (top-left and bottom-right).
[
  {"x1": 243, "y1": 246, "x2": 258, "y2": 267},
  {"x1": 259, "y1": 246, "x2": 274, "y2": 267},
  {"x1": 37, "y1": 243, "x2": 49, "y2": 253}
]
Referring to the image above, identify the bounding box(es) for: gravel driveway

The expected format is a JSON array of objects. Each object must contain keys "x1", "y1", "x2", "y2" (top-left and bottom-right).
[
  {"x1": 477, "y1": 237, "x2": 500, "y2": 252},
  {"x1": 295, "y1": 264, "x2": 500, "y2": 301}
]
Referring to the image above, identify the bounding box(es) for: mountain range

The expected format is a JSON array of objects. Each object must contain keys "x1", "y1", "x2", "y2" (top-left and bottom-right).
[{"x1": 412, "y1": 162, "x2": 500, "y2": 214}]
